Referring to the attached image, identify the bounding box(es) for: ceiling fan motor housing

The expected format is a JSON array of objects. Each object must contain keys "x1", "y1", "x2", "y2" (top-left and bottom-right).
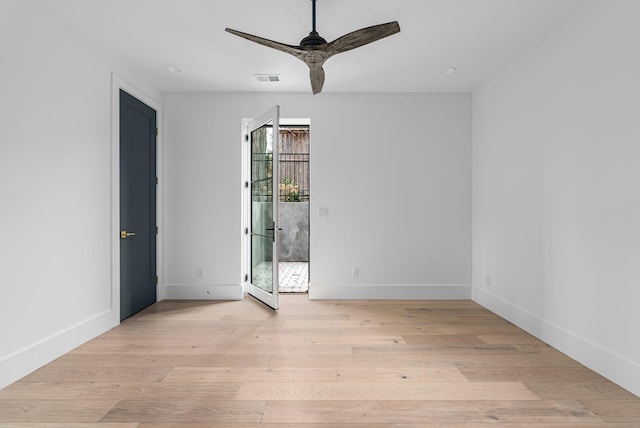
[{"x1": 300, "y1": 31, "x2": 327, "y2": 49}]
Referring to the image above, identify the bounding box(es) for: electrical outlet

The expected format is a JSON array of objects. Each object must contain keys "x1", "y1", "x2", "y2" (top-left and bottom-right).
[
  {"x1": 352, "y1": 267, "x2": 360, "y2": 278},
  {"x1": 196, "y1": 267, "x2": 204, "y2": 278},
  {"x1": 485, "y1": 275, "x2": 491, "y2": 287}
]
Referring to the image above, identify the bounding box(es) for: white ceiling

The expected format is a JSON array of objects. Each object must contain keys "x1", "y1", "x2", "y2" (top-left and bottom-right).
[{"x1": 39, "y1": 0, "x2": 585, "y2": 94}]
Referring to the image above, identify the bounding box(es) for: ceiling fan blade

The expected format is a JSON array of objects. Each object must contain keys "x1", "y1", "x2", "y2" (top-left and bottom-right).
[
  {"x1": 225, "y1": 28, "x2": 305, "y2": 60},
  {"x1": 326, "y1": 21, "x2": 400, "y2": 56},
  {"x1": 309, "y1": 65, "x2": 325, "y2": 95}
]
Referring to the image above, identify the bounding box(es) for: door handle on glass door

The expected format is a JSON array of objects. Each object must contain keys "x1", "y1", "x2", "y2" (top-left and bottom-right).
[{"x1": 265, "y1": 222, "x2": 282, "y2": 242}]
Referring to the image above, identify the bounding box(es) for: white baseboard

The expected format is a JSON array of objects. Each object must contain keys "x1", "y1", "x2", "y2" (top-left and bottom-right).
[
  {"x1": 0, "y1": 309, "x2": 116, "y2": 389},
  {"x1": 161, "y1": 283, "x2": 243, "y2": 300},
  {"x1": 309, "y1": 283, "x2": 471, "y2": 300},
  {"x1": 472, "y1": 286, "x2": 640, "y2": 397}
]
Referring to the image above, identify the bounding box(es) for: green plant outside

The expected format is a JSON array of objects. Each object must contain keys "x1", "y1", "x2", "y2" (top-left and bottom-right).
[{"x1": 280, "y1": 177, "x2": 300, "y2": 202}]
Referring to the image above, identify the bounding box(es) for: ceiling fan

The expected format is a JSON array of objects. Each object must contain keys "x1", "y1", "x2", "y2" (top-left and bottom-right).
[{"x1": 225, "y1": 0, "x2": 400, "y2": 94}]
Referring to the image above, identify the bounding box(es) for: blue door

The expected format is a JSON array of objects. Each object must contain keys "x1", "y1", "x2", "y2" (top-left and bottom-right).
[{"x1": 119, "y1": 90, "x2": 157, "y2": 320}]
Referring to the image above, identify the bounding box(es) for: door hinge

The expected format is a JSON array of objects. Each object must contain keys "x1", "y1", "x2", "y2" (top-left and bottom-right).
[
  {"x1": 156, "y1": 127, "x2": 159, "y2": 136},
  {"x1": 156, "y1": 275, "x2": 159, "y2": 284},
  {"x1": 244, "y1": 274, "x2": 249, "y2": 282},
  {"x1": 245, "y1": 181, "x2": 249, "y2": 188},
  {"x1": 155, "y1": 177, "x2": 159, "y2": 185},
  {"x1": 245, "y1": 227, "x2": 249, "y2": 235},
  {"x1": 156, "y1": 226, "x2": 158, "y2": 234},
  {"x1": 245, "y1": 134, "x2": 249, "y2": 142}
]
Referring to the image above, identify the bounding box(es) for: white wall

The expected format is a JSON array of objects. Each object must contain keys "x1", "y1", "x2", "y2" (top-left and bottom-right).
[
  {"x1": 472, "y1": 0, "x2": 640, "y2": 395},
  {"x1": 0, "y1": 1, "x2": 161, "y2": 388},
  {"x1": 163, "y1": 92, "x2": 471, "y2": 300}
]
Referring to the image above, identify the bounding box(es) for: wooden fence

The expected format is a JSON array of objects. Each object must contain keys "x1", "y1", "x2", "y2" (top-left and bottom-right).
[{"x1": 279, "y1": 126, "x2": 310, "y2": 202}]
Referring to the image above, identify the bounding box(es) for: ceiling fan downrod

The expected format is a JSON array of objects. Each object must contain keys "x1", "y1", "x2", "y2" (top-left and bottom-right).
[
  {"x1": 300, "y1": 0, "x2": 327, "y2": 49},
  {"x1": 312, "y1": 0, "x2": 317, "y2": 33}
]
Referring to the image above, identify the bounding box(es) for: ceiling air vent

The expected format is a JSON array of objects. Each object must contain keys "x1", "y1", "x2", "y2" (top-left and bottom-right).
[{"x1": 255, "y1": 74, "x2": 280, "y2": 82}]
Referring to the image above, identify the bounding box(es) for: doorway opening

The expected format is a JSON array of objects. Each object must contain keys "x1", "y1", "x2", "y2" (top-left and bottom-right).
[{"x1": 277, "y1": 120, "x2": 310, "y2": 293}]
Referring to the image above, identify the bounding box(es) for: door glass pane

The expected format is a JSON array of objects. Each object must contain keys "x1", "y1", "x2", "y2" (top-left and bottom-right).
[
  {"x1": 251, "y1": 126, "x2": 273, "y2": 182},
  {"x1": 251, "y1": 235, "x2": 273, "y2": 293},
  {"x1": 251, "y1": 181, "x2": 272, "y2": 235},
  {"x1": 251, "y1": 123, "x2": 275, "y2": 295}
]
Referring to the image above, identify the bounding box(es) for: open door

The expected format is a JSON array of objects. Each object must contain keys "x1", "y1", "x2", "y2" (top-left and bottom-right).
[{"x1": 246, "y1": 106, "x2": 280, "y2": 309}]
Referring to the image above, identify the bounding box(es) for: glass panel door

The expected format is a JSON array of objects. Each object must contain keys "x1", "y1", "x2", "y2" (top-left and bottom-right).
[{"x1": 247, "y1": 106, "x2": 279, "y2": 309}]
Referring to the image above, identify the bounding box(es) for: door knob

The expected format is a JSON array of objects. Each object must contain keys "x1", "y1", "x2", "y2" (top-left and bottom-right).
[{"x1": 120, "y1": 230, "x2": 136, "y2": 239}]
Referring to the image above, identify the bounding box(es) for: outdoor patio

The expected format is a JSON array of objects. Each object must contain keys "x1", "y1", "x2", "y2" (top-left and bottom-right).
[
  {"x1": 252, "y1": 262, "x2": 309, "y2": 294},
  {"x1": 278, "y1": 261, "x2": 309, "y2": 293}
]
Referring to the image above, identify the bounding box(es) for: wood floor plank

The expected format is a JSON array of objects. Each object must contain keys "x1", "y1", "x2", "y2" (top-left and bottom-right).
[
  {"x1": 580, "y1": 400, "x2": 640, "y2": 423},
  {"x1": 162, "y1": 366, "x2": 467, "y2": 384},
  {"x1": 163, "y1": 367, "x2": 338, "y2": 383},
  {"x1": 335, "y1": 367, "x2": 468, "y2": 383},
  {"x1": 261, "y1": 400, "x2": 602, "y2": 424},
  {"x1": 282, "y1": 319, "x2": 382, "y2": 329},
  {"x1": 46, "y1": 353, "x2": 271, "y2": 368},
  {"x1": 0, "y1": 400, "x2": 117, "y2": 423},
  {"x1": 118, "y1": 318, "x2": 283, "y2": 330},
  {"x1": 433, "y1": 326, "x2": 525, "y2": 335},
  {"x1": 526, "y1": 382, "x2": 638, "y2": 400},
  {"x1": 304, "y1": 334, "x2": 406, "y2": 345},
  {"x1": 405, "y1": 303, "x2": 495, "y2": 312},
  {"x1": 100, "y1": 400, "x2": 265, "y2": 423},
  {"x1": 0, "y1": 382, "x2": 91, "y2": 400},
  {"x1": 103, "y1": 321, "x2": 239, "y2": 336},
  {"x1": 78, "y1": 334, "x2": 306, "y2": 349},
  {"x1": 0, "y1": 424, "x2": 139, "y2": 428},
  {"x1": 69, "y1": 343, "x2": 352, "y2": 356},
  {"x1": 478, "y1": 334, "x2": 547, "y2": 345},
  {"x1": 236, "y1": 382, "x2": 540, "y2": 401},
  {"x1": 402, "y1": 335, "x2": 485, "y2": 345},
  {"x1": 83, "y1": 382, "x2": 241, "y2": 400},
  {"x1": 268, "y1": 353, "x2": 584, "y2": 368},
  {"x1": 88, "y1": 334, "x2": 263, "y2": 345},
  {"x1": 237, "y1": 335, "x2": 307, "y2": 345},
  {"x1": 351, "y1": 343, "x2": 551, "y2": 356},
  {"x1": 20, "y1": 367, "x2": 170, "y2": 383},
  {"x1": 461, "y1": 367, "x2": 609, "y2": 383},
  {"x1": 122, "y1": 310, "x2": 226, "y2": 321},
  {"x1": 261, "y1": 313, "x2": 352, "y2": 320},
  {"x1": 24, "y1": 366, "x2": 169, "y2": 382},
  {"x1": 234, "y1": 325, "x2": 440, "y2": 336}
]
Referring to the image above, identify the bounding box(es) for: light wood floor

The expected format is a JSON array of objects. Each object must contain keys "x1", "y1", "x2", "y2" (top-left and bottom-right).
[{"x1": 1, "y1": 295, "x2": 639, "y2": 427}]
